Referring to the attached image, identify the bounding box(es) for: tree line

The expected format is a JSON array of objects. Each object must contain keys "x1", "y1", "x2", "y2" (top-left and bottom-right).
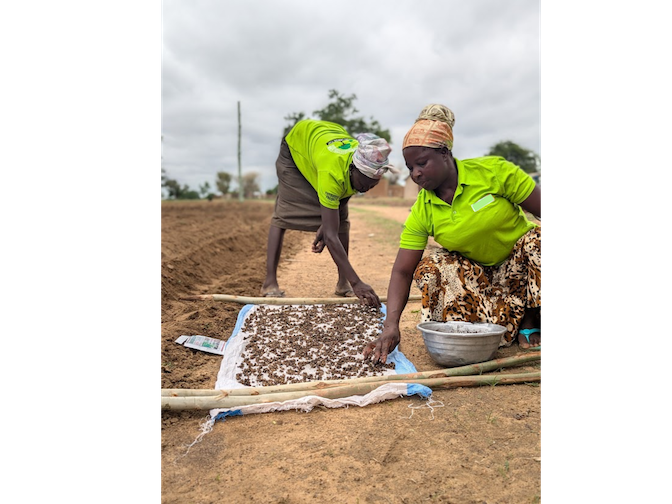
[{"x1": 162, "y1": 90, "x2": 540, "y2": 200}]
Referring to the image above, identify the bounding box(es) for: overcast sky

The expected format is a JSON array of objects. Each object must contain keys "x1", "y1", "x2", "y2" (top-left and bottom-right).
[{"x1": 161, "y1": 0, "x2": 540, "y2": 194}]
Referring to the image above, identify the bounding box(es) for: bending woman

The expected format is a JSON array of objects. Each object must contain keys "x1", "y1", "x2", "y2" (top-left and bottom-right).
[{"x1": 261, "y1": 119, "x2": 393, "y2": 307}]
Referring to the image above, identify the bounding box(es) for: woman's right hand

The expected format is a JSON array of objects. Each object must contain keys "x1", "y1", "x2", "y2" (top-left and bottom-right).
[
  {"x1": 363, "y1": 325, "x2": 400, "y2": 364},
  {"x1": 312, "y1": 226, "x2": 325, "y2": 253},
  {"x1": 351, "y1": 280, "x2": 381, "y2": 308}
]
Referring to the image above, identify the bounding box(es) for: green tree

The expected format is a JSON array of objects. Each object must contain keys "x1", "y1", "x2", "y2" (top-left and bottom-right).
[
  {"x1": 162, "y1": 171, "x2": 201, "y2": 200},
  {"x1": 487, "y1": 141, "x2": 540, "y2": 174},
  {"x1": 283, "y1": 90, "x2": 391, "y2": 142},
  {"x1": 199, "y1": 181, "x2": 216, "y2": 201},
  {"x1": 216, "y1": 171, "x2": 232, "y2": 196},
  {"x1": 180, "y1": 187, "x2": 201, "y2": 200},
  {"x1": 162, "y1": 177, "x2": 184, "y2": 199}
]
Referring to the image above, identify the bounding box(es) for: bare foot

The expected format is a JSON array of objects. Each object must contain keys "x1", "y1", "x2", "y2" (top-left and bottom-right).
[
  {"x1": 334, "y1": 288, "x2": 355, "y2": 297},
  {"x1": 260, "y1": 285, "x2": 285, "y2": 297},
  {"x1": 334, "y1": 281, "x2": 354, "y2": 297}
]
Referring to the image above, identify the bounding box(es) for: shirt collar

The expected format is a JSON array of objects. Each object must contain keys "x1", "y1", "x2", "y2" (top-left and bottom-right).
[{"x1": 422, "y1": 157, "x2": 469, "y2": 205}]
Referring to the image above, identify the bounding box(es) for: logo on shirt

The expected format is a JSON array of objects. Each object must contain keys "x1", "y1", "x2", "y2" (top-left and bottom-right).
[{"x1": 326, "y1": 138, "x2": 357, "y2": 154}]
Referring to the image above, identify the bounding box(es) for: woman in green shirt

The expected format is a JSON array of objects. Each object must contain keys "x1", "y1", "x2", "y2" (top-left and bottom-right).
[
  {"x1": 363, "y1": 104, "x2": 541, "y2": 363},
  {"x1": 261, "y1": 120, "x2": 393, "y2": 307}
]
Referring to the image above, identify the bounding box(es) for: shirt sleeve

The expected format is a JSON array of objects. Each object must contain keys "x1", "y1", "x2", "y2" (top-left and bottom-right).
[
  {"x1": 317, "y1": 171, "x2": 344, "y2": 209},
  {"x1": 496, "y1": 158, "x2": 536, "y2": 204},
  {"x1": 399, "y1": 204, "x2": 429, "y2": 250}
]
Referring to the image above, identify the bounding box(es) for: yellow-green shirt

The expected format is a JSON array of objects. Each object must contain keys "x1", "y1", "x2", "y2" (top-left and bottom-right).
[
  {"x1": 285, "y1": 120, "x2": 358, "y2": 209},
  {"x1": 399, "y1": 156, "x2": 538, "y2": 266}
]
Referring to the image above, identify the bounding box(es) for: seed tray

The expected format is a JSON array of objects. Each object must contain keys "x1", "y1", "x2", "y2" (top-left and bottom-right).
[{"x1": 232, "y1": 304, "x2": 395, "y2": 387}]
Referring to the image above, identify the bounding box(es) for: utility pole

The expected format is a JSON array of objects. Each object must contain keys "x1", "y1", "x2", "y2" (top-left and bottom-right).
[{"x1": 237, "y1": 101, "x2": 243, "y2": 201}]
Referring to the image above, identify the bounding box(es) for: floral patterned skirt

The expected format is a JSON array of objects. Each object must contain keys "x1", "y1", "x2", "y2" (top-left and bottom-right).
[{"x1": 413, "y1": 227, "x2": 541, "y2": 347}]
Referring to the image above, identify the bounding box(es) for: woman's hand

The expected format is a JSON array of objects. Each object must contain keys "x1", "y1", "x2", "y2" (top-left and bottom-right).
[
  {"x1": 312, "y1": 226, "x2": 325, "y2": 253},
  {"x1": 351, "y1": 280, "x2": 381, "y2": 308},
  {"x1": 363, "y1": 325, "x2": 401, "y2": 364}
]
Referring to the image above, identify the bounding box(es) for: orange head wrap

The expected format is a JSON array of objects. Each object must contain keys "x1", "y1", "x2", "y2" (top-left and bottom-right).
[{"x1": 402, "y1": 104, "x2": 456, "y2": 151}]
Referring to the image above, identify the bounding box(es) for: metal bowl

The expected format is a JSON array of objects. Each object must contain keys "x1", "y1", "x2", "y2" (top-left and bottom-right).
[{"x1": 417, "y1": 321, "x2": 506, "y2": 367}]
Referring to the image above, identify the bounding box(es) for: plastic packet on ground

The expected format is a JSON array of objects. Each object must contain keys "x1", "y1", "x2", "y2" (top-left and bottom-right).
[{"x1": 175, "y1": 335, "x2": 226, "y2": 356}]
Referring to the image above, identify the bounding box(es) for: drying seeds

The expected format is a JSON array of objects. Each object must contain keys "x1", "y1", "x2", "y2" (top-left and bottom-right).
[{"x1": 234, "y1": 304, "x2": 395, "y2": 387}]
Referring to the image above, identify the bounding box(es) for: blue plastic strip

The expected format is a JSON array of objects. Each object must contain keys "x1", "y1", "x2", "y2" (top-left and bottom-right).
[{"x1": 214, "y1": 409, "x2": 243, "y2": 421}]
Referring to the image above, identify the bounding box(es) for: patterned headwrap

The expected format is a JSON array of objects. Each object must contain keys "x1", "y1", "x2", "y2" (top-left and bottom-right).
[
  {"x1": 402, "y1": 104, "x2": 456, "y2": 151},
  {"x1": 352, "y1": 133, "x2": 393, "y2": 179}
]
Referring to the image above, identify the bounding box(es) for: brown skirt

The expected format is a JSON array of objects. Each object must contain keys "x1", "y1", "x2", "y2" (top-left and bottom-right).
[
  {"x1": 413, "y1": 227, "x2": 541, "y2": 347},
  {"x1": 270, "y1": 138, "x2": 350, "y2": 233}
]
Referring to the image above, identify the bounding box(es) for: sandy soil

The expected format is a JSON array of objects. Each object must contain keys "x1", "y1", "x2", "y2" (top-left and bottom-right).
[{"x1": 161, "y1": 197, "x2": 541, "y2": 504}]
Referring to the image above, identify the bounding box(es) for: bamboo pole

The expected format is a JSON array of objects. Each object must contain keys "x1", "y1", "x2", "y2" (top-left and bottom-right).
[
  {"x1": 162, "y1": 351, "x2": 540, "y2": 397},
  {"x1": 161, "y1": 371, "x2": 540, "y2": 410},
  {"x1": 179, "y1": 294, "x2": 422, "y2": 305}
]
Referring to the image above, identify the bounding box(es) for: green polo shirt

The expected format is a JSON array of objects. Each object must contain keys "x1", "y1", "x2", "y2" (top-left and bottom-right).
[
  {"x1": 285, "y1": 120, "x2": 358, "y2": 209},
  {"x1": 399, "y1": 156, "x2": 538, "y2": 266}
]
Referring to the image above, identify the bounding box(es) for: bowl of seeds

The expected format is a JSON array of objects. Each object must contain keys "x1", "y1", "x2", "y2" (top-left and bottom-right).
[{"x1": 417, "y1": 321, "x2": 506, "y2": 367}]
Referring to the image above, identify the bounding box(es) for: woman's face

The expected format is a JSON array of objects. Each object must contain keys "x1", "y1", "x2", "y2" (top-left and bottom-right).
[
  {"x1": 350, "y1": 166, "x2": 381, "y2": 193},
  {"x1": 403, "y1": 146, "x2": 450, "y2": 191}
]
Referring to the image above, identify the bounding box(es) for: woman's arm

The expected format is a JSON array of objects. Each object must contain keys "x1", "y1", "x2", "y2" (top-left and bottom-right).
[
  {"x1": 319, "y1": 205, "x2": 381, "y2": 307},
  {"x1": 363, "y1": 248, "x2": 425, "y2": 363},
  {"x1": 521, "y1": 185, "x2": 541, "y2": 219}
]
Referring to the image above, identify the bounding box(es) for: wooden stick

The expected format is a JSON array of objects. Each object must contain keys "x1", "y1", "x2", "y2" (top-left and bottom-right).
[
  {"x1": 179, "y1": 294, "x2": 422, "y2": 305},
  {"x1": 161, "y1": 372, "x2": 540, "y2": 410},
  {"x1": 161, "y1": 351, "x2": 540, "y2": 397}
]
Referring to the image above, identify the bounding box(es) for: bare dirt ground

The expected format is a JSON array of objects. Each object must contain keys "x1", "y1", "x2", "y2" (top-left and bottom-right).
[{"x1": 161, "y1": 197, "x2": 541, "y2": 504}]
